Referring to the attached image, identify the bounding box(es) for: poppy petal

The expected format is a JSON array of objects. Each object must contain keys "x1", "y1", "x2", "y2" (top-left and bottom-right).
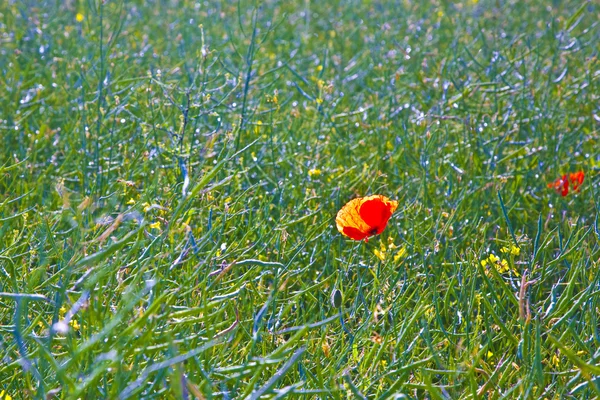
[
  {"x1": 560, "y1": 175, "x2": 569, "y2": 196},
  {"x1": 359, "y1": 198, "x2": 392, "y2": 233},
  {"x1": 336, "y1": 198, "x2": 372, "y2": 239},
  {"x1": 342, "y1": 226, "x2": 370, "y2": 241},
  {"x1": 569, "y1": 171, "x2": 584, "y2": 192}
]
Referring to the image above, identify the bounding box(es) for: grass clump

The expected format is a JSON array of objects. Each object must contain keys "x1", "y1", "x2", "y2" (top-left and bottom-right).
[{"x1": 0, "y1": 0, "x2": 599, "y2": 398}]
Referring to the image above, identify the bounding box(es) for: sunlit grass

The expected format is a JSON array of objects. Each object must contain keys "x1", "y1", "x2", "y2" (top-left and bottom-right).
[{"x1": 1, "y1": 0, "x2": 599, "y2": 398}]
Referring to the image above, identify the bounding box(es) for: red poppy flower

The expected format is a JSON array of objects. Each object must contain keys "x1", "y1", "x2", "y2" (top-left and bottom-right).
[
  {"x1": 336, "y1": 195, "x2": 398, "y2": 241},
  {"x1": 547, "y1": 170, "x2": 584, "y2": 196},
  {"x1": 548, "y1": 174, "x2": 569, "y2": 196},
  {"x1": 569, "y1": 171, "x2": 584, "y2": 192}
]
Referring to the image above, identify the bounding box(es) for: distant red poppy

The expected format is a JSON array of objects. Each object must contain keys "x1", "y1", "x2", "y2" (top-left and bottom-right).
[
  {"x1": 336, "y1": 195, "x2": 398, "y2": 241},
  {"x1": 548, "y1": 170, "x2": 584, "y2": 196},
  {"x1": 548, "y1": 174, "x2": 569, "y2": 196},
  {"x1": 569, "y1": 171, "x2": 584, "y2": 192}
]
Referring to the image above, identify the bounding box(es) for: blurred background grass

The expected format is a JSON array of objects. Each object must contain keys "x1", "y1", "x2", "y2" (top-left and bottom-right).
[{"x1": 0, "y1": 0, "x2": 599, "y2": 398}]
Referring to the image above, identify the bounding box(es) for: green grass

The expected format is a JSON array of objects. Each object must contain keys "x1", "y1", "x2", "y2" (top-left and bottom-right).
[{"x1": 1, "y1": 0, "x2": 599, "y2": 398}]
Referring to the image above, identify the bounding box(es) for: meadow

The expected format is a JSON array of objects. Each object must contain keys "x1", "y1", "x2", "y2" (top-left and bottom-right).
[{"x1": 1, "y1": 0, "x2": 599, "y2": 398}]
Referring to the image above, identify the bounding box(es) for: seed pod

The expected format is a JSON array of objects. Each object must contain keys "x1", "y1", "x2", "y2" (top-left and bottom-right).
[{"x1": 331, "y1": 288, "x2": 343, "y2": 308}]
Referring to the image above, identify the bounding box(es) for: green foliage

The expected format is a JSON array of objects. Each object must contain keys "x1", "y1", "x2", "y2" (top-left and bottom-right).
[{"x1": 0, "y1": 0, "x2": 599, "y2": 398}]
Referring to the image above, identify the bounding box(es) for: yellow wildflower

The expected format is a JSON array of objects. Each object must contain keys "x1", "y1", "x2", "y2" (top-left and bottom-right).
[
  {"x1": 482, "y1": 253, "x2": 520, "y2": 276},
  {"x1": 308, "y1": 168, "x2": 322, "y2": 178},
  {"x1": 126, "y1": 198, "x2": 136, "y2": 205},
  {"x1": 387, "y1": 236, "x2": 397, "y2": 249},
  {"x1": 374, "y1": 242, "x2": 387, "y2": 261},
  {"x1": 253, "y1": 121, "x2": 262, "y2": 135},
  {"x1": 499, "y1": 259, "x2": 509, "y2": 273},
  {"x1": 76, "y1": 13, "x2": 84, "y2": 22},
  {"x1": 393, "y1": 246, "x2": 407, "y2": 262},
  {"x1": 0, "y1": 390, "x2": 13, "y2": 400},
  {"x1": 149, "y1": 221, "x2": 161, "y2": 230},
  {"x1": 374, "y1": 248, "x2": 386, "y2": 262},
  {"x1": 70, "y1": 319, "x2": 80, "y2": 330},
  {"x1": 501, "y1": 245, "x2": 520, "y2": 256}
]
